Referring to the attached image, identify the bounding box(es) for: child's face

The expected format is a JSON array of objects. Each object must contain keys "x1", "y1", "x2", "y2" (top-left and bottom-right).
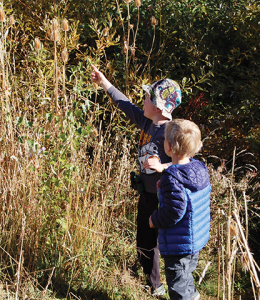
[{"x1": 143, "y1": 93, "x2": 157, "y2": 119}]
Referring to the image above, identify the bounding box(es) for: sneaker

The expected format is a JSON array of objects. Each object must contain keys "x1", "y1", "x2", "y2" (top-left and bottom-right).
[
  {"x1": 193, "y1": 289, "x2": 200, "y2": 300},
  {"x1": 152, "y1": 285, "x2": 166, "y2": 296}
]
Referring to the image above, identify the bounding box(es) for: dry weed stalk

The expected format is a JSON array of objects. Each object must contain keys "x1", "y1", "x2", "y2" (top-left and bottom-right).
[
  {"x1": 226, "y1": 215, "x2": 232, "y2": 300},
  {"x1": 211, "y1": 147, "x2": 259, "y2": 300},
  {"x1": 125, "y1": 0, "x2": 131, "y2": 92},
  {"x1": 61, "y1": 19, "x2": 69, "y2": 103},
  {"x1": 51, "y1": 18, "x2": 60, "y2": 109},
  {"x1": 16, "y1": 216, "x2": 26, "y2": 300},
  {"x1": 132, "y1": 0, "x2": 141, "y2": 62},
  {"x1": 217, "y1": 208, "x2": 221, "y2": 300},
  {"x1": 115, "y1": 0, "x2": 141, "y2": 92},
  {"x1": 233, "y1": 210, "x2": 260, "y2": 299},
  {"x1": 141, "y1": 16, "x2": 158, "y2": 75},
  {"x1": 0, "y1": 7, "x2": 6, "y2": 90}
]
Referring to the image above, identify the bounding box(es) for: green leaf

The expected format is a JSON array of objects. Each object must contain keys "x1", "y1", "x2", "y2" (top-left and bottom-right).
[
  {"x1": 73, "y1": 138, "x2": 80, "y2": 149},
  {"x1": 27, "y1": 139, "x2": 34, "y2": 148},
  {"x1": 27, "y1": 121, "x2": 33, "y2": 128},
  {"x1": 79, "y1": 118, "x2": 85, "y2": 125},
  {"x1": 55, "y1": 179, "x2": 60, "y2": 187},
  {"x1": 75, "y1": 110, "x2": 83, "y2": 117},
  {"x1": 82, "y1": 129, "x2": 88, "y2": 136},
  {"x1": 81, "y1": 104, "x2": 87, "y2": 114},
  {"x1": 59, "y1": 133, "x2": 67, "y2": 142},
  {"x1": 18, "y1": 136, "x2": 24, "y2": 143},
  {"x1": 56, "y1": 218, "x2": 67, "y2": 231},
  {"x1": 46, "y1": 113, "x2": 53, "y2": 123},
  {"x1": 196, "y1": 86, "x2": 207, "y2": 92},
  {"x1": 16, "y1": 117, "x2": 23, "y2": 126}
]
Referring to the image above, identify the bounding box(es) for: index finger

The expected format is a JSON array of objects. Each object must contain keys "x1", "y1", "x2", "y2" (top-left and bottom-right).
[{"x1": 91, "y1": 64, "x2": 99, "y2": 72}]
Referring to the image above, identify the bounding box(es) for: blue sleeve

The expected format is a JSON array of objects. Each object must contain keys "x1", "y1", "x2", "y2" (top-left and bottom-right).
[
  {"x1": 107, "y1": 86, "x2": 147, "y2": 129},
  {"x1": 151, "y1": 175, "x2": 187, "y2": 228}
]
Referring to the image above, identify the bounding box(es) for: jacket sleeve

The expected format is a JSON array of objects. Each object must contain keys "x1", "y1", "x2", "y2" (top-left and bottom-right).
[
  {"x1": 151, "y1": 174, "x2": 187, "y2": 228},
  {"x1": 107, "y1": 86, "x2": 147, "y2": 129}
]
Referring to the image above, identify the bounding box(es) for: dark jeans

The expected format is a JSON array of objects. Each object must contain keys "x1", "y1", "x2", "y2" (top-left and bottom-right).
[
  {"x1": 136, "y1": 192, "x2": 161, "y2": 289},
  {"x1": 164, "y1": 252, "x2": 199, "y2": 300}
]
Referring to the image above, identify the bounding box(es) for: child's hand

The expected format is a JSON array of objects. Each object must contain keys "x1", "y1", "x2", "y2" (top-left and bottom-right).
[
  {"x1": 90, "y1": 64, "x2": 112, "y2": 91},
  {"x1": 143, "y1": 157, "x2": 164, "y2": 173},
  {"x1": 149, "y1": 216, "x2": 155, "y2": 228}
]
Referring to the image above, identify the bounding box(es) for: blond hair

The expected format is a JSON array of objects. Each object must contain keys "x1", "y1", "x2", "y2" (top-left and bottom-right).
[{"x1": 165, "y1": 119, "x2": 202, "y2": 157}]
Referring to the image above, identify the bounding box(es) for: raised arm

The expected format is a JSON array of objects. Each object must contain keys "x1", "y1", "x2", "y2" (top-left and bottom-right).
[
  {"x1": 91, "y1": 64, "x2": 112, "y2": 92},
  {"x1": 91, "y1": 65, "x2": 147, "y2": 128}
]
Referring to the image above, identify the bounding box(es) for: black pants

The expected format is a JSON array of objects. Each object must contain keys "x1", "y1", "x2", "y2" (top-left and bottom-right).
[
  {"x1": 136, "y1": 192, "x2": 161, "y2": 289},
  {"x1": 164, "y1": 252, "x2": 199, "y2": 300}
]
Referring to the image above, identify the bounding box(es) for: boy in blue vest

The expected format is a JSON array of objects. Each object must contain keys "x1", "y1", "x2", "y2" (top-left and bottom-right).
[
  {"x1": 91, "y1": 65, "x2": 182, "y2": 296},
  {"x1": 149, "y1": 119, "x2": 211, "y2": 300}
]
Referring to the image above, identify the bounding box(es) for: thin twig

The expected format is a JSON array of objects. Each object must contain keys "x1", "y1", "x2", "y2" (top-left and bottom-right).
[
  {"x1": 243, "y1": 191, "x2": 248, "y2": 241},
  {"x1": 42, "y1": 267, "x2": 55, "y2": 298},
  {"x1": 16, "y1": 216, "x2": 26, "y2": 300}
]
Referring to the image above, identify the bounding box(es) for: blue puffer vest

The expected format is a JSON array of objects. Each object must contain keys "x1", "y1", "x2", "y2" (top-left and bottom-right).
[{"x1": 151, "y1": 159, "x2": 211, "y2": 256}]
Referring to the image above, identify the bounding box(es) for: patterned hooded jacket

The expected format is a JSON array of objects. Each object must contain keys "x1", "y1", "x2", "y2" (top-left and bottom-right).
[{"x1": 151, "y1": 159, "x2": 211, "y2": 256}]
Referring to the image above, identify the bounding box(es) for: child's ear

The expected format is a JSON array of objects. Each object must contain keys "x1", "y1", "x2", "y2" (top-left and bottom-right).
[{"x1": 166, "y1": 141, "x2": 172, "y2": 153}]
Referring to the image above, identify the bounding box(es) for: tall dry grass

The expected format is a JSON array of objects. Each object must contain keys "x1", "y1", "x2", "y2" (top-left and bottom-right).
[
  {"x1": 204, "y1": 151, "x2": 260, "y2": 300},
  {"x1": 0, "y1": 8, "x2": 151, "y2": 299}
]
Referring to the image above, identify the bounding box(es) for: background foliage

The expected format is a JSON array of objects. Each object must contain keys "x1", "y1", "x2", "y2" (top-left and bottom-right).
[{"x1": 7, "y1": 0, "x2": 260, "y2": 167}]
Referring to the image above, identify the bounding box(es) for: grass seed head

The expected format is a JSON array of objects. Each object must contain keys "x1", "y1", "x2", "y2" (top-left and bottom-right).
[
  {"x1": 61, "y1": 48, "x2": 68, "y2": 63},
  {"x1": 230, "y1": 222, "x2": 238, "y2": 238},
  {"x1": 57, "y1": 68, "x2": 61, "y2": 81},
  {"x1": 62, "y1": 18, "x2": 69, "y2": 31},
  {"x1": 51, "y1": 18, "x2": 60, "y2": 41},
  {"x1": 151, "y1": 16, "x2": 158, "y2": 26},
  {"x1": 131, "y1": 46, "x2": 135, "y2": 57},
  {"x1": 51, "y1": 30, "x2": 60, "y2": 42},
  {"x1": 53, "y1": 89, "x2": 58, "y2": 99},
  {"x1": 35, "y1": 37, "x2": 41, "y2": 51},
  {"x1": 102, "y1": 28, "x2": 108, "y2": 37},
  {"x1": 123, "y1": 40, "x2": 128, "y2": 55},
  {"x1": 0, "y1": 8, "x2": 5, "y2": 22},
  {"x1": 135, "y1": 0, "x2": 141, "y2": 7},
  {"x1": 241, "y1": 252, "x2": 249, "y2": 272},
  {"x1": 93, "y1": 128, "x2": 98, "y2": 136},
  {"x1": 52, "y1": 18, "x2": 59, "y2": 31},
  {"x1": 9, "y1": 15, "x2": 15, "y2": 25}
]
